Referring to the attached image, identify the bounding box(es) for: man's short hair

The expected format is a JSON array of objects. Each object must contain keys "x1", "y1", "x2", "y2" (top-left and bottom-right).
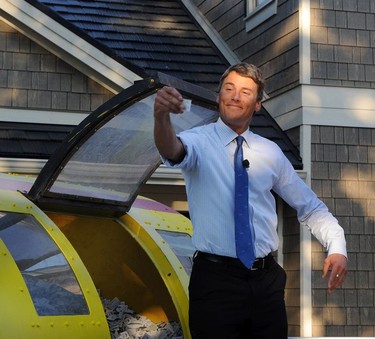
[{"x1": 218, "y1": 63, "x2": 265, "y2": 102}]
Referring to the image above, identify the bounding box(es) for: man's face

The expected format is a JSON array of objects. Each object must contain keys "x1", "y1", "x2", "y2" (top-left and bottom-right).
[{"x1": 217, "y1": 71, "x2": 261, "y2": 134}]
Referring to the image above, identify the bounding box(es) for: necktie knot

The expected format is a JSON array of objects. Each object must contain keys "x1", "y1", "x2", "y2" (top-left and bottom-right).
[
  {"x1": 234, "y1": 136, "x2": 245, "y2": 169},
  {"x1": 236, "y1": 135, "x2": 244, "y2": 148}
]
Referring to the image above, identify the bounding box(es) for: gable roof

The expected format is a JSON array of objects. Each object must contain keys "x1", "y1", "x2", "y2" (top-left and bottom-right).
[
  {"x1": 26, "y1": 0, "x2": 229, "y2": 92},
  {"x1": 1, "y1": 0, "x2": 303, "y2": 170}
]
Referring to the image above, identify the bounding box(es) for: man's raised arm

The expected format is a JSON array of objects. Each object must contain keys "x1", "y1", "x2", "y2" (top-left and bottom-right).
[{"x1": 153, "y1": 86, "x2": 186, "y2": 163}]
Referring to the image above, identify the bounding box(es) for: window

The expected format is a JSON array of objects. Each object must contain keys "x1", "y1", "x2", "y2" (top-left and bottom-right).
[
  {"x1": 156, "y1": 230, "x2": 195, "y2": 276},
  {"x1": 256, "y1": 0, "x2": 268, "y2": 5},
  {"x1": 245, "y1": 0, "x2": 278, "y2": 32},
  {"x1": 0, "y1": 212, "x2": 89, "y2": 316}
]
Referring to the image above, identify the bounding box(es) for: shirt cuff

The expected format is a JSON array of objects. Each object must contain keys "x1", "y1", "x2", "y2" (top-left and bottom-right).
[{"x1": 327, "y1": 240, "x2": 348, "y2": 259}]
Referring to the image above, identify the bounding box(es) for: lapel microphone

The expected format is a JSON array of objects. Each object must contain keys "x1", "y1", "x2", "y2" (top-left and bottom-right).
[{"x1": 242, "y1": 159, "x2": 250, "y2": 168}]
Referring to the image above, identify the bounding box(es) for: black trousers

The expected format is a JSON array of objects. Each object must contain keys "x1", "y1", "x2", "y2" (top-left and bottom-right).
[{"x1": 188, "y1": 253, "x2": 288, "y2": 339}]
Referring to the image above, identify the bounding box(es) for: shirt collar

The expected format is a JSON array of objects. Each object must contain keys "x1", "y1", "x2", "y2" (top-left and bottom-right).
[
  {"x1": 241, "y1": 129, "x2": 252, "y2": 147},
  {"x1": 215, "y1": 118, "x2": 252, "y2": 146}
]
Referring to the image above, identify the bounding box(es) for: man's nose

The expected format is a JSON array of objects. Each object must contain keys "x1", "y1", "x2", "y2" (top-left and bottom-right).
[{"x1": 232, "y1": 91, "x2": 240, "y2": 101}]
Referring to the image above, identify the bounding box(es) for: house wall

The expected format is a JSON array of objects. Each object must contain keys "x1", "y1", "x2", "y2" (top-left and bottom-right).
[
  {"x1": 310, "y1": 125, "x2": 375, "y2": 337},
  {"x1": 310, "y1": 0, "x2": 375, "y2": 88},
  {"x1": 194, "y1": 0, "x2": 375, "y2": 337},
  {"x1": 192, "y1": 0, "x2": 300, "y2": 97},
  {"x1": 308, "y1": 1, "x2": 375, "y2": 336},
  {"x1": 0, "y1": 20, "x2": 113, "y2": 113}
]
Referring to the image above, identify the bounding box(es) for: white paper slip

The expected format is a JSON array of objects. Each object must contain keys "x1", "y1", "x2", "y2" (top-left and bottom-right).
[{"x1": 183, "y1": 99, "x2": 191, "y2": 112}]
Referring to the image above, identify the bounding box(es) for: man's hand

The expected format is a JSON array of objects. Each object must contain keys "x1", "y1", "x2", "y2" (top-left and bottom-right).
[
  {"x1": 154, "y1": 86, "x2": 185, "y2": 119},
  {"x1": 322, "y1": 253, "x2": 348, "y2": 293}
]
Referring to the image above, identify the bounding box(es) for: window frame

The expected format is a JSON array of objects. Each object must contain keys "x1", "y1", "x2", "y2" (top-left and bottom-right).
[{"x1": 244, "y1": 0, "x2": 278, "y2": 32}]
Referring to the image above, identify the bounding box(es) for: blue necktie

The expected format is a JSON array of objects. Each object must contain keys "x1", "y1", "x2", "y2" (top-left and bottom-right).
[{"x1": 234, "y1": 136, "x2": 255, "y2": 269}]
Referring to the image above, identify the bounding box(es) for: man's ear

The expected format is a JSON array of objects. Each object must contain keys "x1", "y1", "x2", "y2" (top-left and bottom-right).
[{"x1": 255, "y1": 101, "x2": 262, "y2": 112}]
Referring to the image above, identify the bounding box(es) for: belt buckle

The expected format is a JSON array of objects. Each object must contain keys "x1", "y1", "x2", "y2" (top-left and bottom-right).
[{"x1": 250, "y1": 258, "x2": 265, "y2": 270}]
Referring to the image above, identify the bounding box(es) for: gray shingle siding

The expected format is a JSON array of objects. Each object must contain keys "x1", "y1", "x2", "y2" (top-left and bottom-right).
[
  {"x1": 0, "y1": 21, "x2": 113, "y2": 112},
  {"x1": 194, "y1": 0, "x2": 300, "y2": 97},
  {"x1": 311, "y1": 125, "x2": 375, "y2": 337},
  {"x1": 311, "y1": 0, "x2": 375, "y2": 87}
]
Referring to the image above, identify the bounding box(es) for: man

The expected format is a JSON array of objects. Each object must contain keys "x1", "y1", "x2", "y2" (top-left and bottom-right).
[{"x1": 154, "y1": 63, "x2": 347, "y2": 339}]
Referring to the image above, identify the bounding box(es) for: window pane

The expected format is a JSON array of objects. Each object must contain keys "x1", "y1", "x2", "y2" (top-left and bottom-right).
[
  {"x1": 49, "y1": 94, "x2": 218, "y2": 205},
  {"x1": 50, "y1": 98, "x2": 158, "y2": 202},
  {"x1": 0, "y1": 212, "x2": 89, "y2": 316},
  {"x1": 156, "y1": 230, "x2": 195, "y2": 276}
]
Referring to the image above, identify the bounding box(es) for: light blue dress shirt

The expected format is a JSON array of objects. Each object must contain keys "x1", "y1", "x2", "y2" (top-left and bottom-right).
[{"x1": 163, "y1": 118, "x2": 347, "y2": 259}]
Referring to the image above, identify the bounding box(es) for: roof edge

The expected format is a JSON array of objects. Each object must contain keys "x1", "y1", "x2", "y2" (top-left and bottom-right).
[{"x1": 180, "y1": 0, "x2": 240, "y2": 65}]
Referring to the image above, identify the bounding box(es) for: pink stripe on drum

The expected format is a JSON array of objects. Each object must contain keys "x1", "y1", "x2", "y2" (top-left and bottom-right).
[{"x1": 132, "y1": 198, "x2": 178, "y2": 213}]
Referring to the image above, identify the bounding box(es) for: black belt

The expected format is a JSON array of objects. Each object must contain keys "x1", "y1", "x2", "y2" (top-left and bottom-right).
[{"x1": 196, "y1": 251, "x2": 274, "y2": 270}]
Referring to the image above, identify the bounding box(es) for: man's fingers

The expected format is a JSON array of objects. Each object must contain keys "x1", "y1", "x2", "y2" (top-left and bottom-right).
[
  {"x1": 323, "y1": 254, "x2": 348, "y2": 293},
  {"x1": 322, "y1": 257, "x2": 330, "y2": 278},
  {"x1": 155, "y1": 87, "x2": 184, "y2": 114},
  {"x1": 328, "y1": 269, "x2": 347, "y2": 293}
]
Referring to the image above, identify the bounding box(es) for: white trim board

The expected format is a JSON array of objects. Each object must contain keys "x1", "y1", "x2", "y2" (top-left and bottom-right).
[
  {"x1": 1, "y1": 0, "x2": 142, "y2": 92},
  {"x1": 299, "y1": 0, "x2": 311, "y2": 84},
  {"x1": 263, "y1": 85, "x2": 375, "y2": 130},
  {"x1": 180, "y1": 0, "x2": 240, "y2": 65},
  {"x1": 299, "y1": 125, "x2": 313, "y2": 338},
  {"x1": 0, "y1": 108, "x2": 88, "y2": 126}
]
